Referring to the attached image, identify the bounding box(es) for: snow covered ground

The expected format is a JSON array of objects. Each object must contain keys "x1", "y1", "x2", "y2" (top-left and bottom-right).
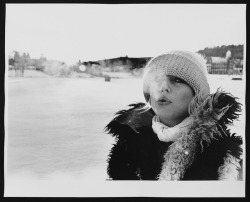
[
  {"x1": 8, "y1": 69, "x2": 51, "y2": 77},
  {"x1": 5, "y1": 73, "x2": 245, "y2": 197}
]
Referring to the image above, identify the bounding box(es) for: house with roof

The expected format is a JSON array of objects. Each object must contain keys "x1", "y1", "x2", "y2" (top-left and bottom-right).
[
  {"x1": 206, "y1": 56, "x2": 228, "y2": 74},
  {"x1": 205, "y1": 49, "x2": 243, "y2": 75}
]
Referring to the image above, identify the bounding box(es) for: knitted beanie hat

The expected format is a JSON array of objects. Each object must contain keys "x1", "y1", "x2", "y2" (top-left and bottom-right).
[{"x1": 143, "y1": 50, "x2": 210, "y2": 102}]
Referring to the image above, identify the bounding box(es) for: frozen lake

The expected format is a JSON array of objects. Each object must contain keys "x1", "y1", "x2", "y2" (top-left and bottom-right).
[{"x1": 5, "y1": 74, "x2": 245, "y2": 196}]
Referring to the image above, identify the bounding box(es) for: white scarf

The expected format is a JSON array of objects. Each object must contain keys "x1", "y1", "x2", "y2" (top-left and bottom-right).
[{"x1": 152, "y1": 115, "x2": 193, "y2": 142}]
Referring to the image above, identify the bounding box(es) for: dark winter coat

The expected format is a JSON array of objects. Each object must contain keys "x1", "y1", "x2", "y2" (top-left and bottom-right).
[{"x1": 105, "y1": 90, "x2": 243, "y2": 180}]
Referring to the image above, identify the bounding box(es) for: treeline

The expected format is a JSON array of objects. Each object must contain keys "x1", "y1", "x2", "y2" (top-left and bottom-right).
[
  {"x1": 197, "y1": 45, "x2": 244, "y2": 59},
  {"x1": 9, "y1": 51, "x2": 73, "y2": 77},
  {"x1": 9, "y1": 44, "x2": 244, "y2": 78},
  {"x1": 82, "y1": 56, "x2": 151, "y2": 71},
  {"x1": 82, "y1": 44, "x2": 244, "y2": 72},
  {"x1": 9, "y1": 51, "x2": 48, "y2": 72},
  {"x1": 76, "y1": 56, "x2": 152, "y2": 77}
]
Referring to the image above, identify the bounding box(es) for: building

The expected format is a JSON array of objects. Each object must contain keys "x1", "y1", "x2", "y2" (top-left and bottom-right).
[
  {"x1": 206, "y1": 60, "x2": 212, "y2": 73},
  {"x1": 205, "y1": 49, "x2": 243, "y2": 75},
  {"x1": 206, "y1": 57, "x2": 228, "y2": 74},
  {"x1": 228, "y1": 58, "x2": 243, "y2": 75}
]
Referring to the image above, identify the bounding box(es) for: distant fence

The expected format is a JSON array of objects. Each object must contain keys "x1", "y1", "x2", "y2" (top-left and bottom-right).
[{"x1": 208, "y1": 66, "x2": 242, "y2": 75}]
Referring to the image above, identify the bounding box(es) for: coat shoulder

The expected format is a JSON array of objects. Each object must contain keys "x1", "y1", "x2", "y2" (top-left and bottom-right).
[{"x1": 104, "y1": 103, "x2": 155, "y2": 137}]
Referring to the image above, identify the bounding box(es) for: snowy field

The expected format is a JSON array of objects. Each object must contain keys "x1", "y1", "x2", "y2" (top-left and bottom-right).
[{"x1": 5, "y1": 73, "x2": 245, "y2": 197}]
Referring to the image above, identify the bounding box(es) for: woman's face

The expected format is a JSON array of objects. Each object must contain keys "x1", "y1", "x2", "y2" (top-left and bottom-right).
[{"x1": 149, "y1": 74, "x2": 194, "y2": 127}]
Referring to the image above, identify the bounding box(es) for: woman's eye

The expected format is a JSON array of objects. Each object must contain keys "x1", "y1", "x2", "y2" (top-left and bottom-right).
[
  {"x1": 175, "y1": 78, "x2": 184, "y2": 83},
  {"x1": 170, "y1": 76, "x2": 185, "y2": 83}
]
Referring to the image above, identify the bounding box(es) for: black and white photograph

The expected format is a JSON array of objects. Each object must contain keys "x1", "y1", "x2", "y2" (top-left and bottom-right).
[{"x1": 4, "y1": 3, "x2": 246, "y2": 197}]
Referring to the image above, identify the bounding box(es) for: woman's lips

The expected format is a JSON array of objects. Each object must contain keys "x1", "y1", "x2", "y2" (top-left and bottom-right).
[
  {"x1": 156, "y1": 97, "x2": 172, "y2": 104},
  {"x1": 157, "y1": 100, "x2": 171, "y2": 105}
]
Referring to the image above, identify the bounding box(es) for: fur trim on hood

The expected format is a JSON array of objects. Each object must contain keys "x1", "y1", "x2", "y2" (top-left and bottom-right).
[{"x1": 158, "y1": 89, "x2": 242, "y2": 180}]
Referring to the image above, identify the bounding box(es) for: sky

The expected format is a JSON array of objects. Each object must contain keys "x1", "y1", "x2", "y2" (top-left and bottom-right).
[{"x1": 6, "y1": 4, "x2": 246, "y2": 65}]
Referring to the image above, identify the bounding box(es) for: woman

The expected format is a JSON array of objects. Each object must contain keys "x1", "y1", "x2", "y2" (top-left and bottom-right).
[{"x1": 105, "y1": 50, "x2": 243, "y2": 180}]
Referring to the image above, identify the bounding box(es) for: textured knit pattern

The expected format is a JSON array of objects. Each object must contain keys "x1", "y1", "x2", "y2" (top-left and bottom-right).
[{"x1": 143, "y1": 50, "x2": 210, "y2": 102}]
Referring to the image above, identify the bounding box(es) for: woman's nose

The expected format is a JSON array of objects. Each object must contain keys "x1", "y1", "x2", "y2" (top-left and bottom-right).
[{"x1": 160, "y1": 77, "x2": 171, "y2": 92}]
